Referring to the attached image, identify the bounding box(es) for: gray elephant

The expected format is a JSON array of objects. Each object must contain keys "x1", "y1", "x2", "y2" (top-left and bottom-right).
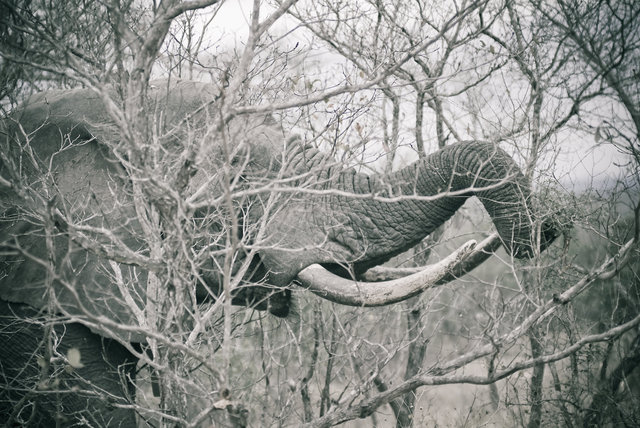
[{"x1": 0, "y1": 80, "x2": 558, "y2": 426}]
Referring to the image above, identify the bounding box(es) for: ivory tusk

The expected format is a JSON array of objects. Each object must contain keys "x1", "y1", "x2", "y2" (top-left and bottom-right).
[
  {"x1": 361, "y1": 233, "x2": 502, "y2": 282},
  {"x1": 296, "y1": 239, "x2": 477, "y2": 306}
]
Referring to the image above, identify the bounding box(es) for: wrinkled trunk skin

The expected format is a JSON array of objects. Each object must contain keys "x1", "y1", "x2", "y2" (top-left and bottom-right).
[
  {"x1": 260, "y1": 141, "x2": 557, "y2": 285},
  {"x1": 0, "y1": 301, "x2": 137, "y2": 427}
]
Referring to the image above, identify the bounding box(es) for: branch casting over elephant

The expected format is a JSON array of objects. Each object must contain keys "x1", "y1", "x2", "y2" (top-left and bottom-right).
[{"x1": 0, "y1": 80, "x2": 559, "y2": 334}]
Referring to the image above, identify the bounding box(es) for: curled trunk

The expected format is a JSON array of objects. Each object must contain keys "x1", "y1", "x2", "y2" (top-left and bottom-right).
[{"x1": 261, "y1": 141, "x2": 558, "y2": 287}]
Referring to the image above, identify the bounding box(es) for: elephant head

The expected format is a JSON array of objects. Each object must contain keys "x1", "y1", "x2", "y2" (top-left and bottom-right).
[{"x1": 0, "y1": 80, "x2": 558, "y2": 338}]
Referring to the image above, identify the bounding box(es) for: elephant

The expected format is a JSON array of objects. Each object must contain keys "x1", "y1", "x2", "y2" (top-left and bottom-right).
[{"x1": 0, "y1": 80, "x2": 558, "y2": 426}]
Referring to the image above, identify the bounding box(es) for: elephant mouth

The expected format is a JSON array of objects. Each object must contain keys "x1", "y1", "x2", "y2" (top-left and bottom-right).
[{"x1": 295, "y1": 238, "x2": 482, "y2": 306}]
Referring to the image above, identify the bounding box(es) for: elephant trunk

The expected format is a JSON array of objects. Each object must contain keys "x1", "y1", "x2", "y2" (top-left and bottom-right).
[
  {"x1": 287, "y1": 139, "x2": 560, "y2": 307},
  {"x1": 401, "y1": 140, "x2": 557, "y2": 258},
  {"x1": 261, "y1": 140, "x2": 558, "y2": 291}
]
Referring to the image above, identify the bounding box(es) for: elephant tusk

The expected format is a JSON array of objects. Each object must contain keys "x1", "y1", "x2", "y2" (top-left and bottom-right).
[
  {"x1": 296, "y1": 239, "x2": 477, "y2": 306},
  {"x1": 360, "y1": 233, "x2": 502, "y2": 282}
]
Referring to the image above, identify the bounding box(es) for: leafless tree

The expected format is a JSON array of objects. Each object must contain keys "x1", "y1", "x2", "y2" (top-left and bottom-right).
[{"x1": 0, "y1": 0, "x2": 638, "y2": 427}]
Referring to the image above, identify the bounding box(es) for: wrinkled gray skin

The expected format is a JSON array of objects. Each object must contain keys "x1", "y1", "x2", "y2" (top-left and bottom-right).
[{"x1": 0, "y1": 80, "x2": 557, "y2": 426}]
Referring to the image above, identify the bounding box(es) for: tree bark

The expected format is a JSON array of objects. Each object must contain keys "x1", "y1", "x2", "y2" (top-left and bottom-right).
[
  {"x1": 527, "y1": 329, "x2": 545, "y2": 428},
  {"x1": 395, "y1": 303, "x2": 428, "y2": 427}
]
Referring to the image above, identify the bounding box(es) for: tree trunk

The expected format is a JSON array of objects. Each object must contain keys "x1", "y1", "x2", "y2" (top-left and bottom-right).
[
  {"x1": 395, "y1": 302, "x2": 428, "y2": 428},
  {"x1": 527, "y1": 329, "x2": 545, "y2": 428}
]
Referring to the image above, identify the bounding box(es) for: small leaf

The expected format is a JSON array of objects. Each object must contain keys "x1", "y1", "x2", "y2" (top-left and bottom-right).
[{"x1": 67, "y1": 348, "x2": 85, "y2": 369}]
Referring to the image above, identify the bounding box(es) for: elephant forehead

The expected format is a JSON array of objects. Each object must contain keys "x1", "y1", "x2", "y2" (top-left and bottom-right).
[{"x1": 188, "y1": 116, "x2": 286, "y2": 198}]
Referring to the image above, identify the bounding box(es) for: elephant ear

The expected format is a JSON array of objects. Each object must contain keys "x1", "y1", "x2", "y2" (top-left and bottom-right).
[
  {"x1": 0, "y1": 90, "x2": 150, "y2": 341},
  {"x1": 0, "y1": 80, "x2": 286, "y2": 340}
]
